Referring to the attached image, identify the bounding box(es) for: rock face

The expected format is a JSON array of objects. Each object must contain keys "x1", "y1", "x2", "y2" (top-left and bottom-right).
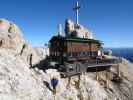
[
  {"x1": 0, "y1": 19, "x2": 23, "y2": 50},
  {"x1": 0, "y1": 50, "x2": 45, "y2": 100},
  {"x1": 34, "y1": 47, "x2": 49, "y2": 60},
  {"x1": 0, "y1": 19, "x2": 42, "y2": 66},
  {"x1": 0, "y1": 19, "x2": 133, "y2": 100},
  {"x1": 0, "y1": 19, "x2": 47, "y2": 100}
]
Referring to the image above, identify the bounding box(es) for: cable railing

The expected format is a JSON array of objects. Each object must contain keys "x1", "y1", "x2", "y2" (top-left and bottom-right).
[{"x1": 83, "y1": 57, "x2": 122, "y2": 67}]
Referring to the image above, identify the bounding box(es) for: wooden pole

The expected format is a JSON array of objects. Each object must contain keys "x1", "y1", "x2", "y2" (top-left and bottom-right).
[
  {"x1": 53, "y1": 95, "x2": 56, "y2": 100},
  {"x1": 78, "y1": 74, "x2": 80, "y2": 89},
  {"x1": 96, "y1": 59, "x2": 99, "y2": 81},
  {"x1": 82, "y1": 72, "x2": 86, "y2": 85},
  {"x1": 67, "y1": 76, "x2": 71, "y2": 88},
  {"x1": 117, "y1": 63, "x2": 120, "y2": 77},
  {"x1": 96, "y1": 67, "x2": 99, "y2": 81},
  {"x1": 83, "y1": 72, "x2": 86, "y2": 80},
  {"x1": 106, "y1": 69, "x2": 109, "y2": 88}
]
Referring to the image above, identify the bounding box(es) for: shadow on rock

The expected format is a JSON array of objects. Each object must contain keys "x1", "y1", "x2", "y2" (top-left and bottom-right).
[
  {"x1": 43, "y1": 81, "x2": 53, "y2": 92},
  {"x1": 30, "y1": 56, "x2": 54, "y2": 72}
]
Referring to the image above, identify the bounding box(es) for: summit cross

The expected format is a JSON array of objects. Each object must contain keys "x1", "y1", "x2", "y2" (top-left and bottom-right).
[{"x1": 73, "y1": 1, "x2": 80, "y2": 25}]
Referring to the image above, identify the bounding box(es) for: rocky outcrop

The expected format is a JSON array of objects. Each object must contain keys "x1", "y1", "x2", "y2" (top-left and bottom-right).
[
  {"x1": 0, "y1": 19, "x2": 24, "y2": 50},
  {"x1": 34, "y1": 47, "x2": 49, "y2": 60},
  {"x1": 0, "y1": 49, "x2": 46, "y2": 100},
  {"x1": 0, "y1": 19, "x2": 51, "y2": 100},
  {"x1": 0, "y1": 19, "x2": 42, "y2": 66}
]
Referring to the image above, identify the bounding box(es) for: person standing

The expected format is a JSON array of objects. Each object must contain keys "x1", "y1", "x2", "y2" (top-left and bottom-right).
[{"x1": 50, "y1": 77, "x2": 59, "y2": 95}]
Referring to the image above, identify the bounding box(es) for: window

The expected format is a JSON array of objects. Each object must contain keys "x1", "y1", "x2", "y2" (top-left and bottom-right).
[
  {"x1": 56, "y1": 52, "x2": 60, "y2": 56},
  {"x1": 83, "y1": 52, "x2": 86, "y2": 55},
  {"x1": 91, "y1": 52, "x2": 97, "y2": 57},
  {"x1": 57, "y1": 42, "x2": 60, "y2": 46},
  {"x1": 69, "y1": 65, "x2": 74, "y2": 71},
  {"x1": 67, "y1": 52, "x2": 71, "y2": 57},
  {"x1": 68, "y1": 52, "x2": 73, "y2": 57},
  {"x1": 84, "y1": 52, "x2": 88, "y2": 56},
  {"x1": 63, "y1": 53, "x2": 66, "y2": 57},
  {"x1": 73, "y1": 52, "x2": 78, "y2": 57},
  {"x1": 87, "y1": 52, "x2": 91, "y2": 56},
  {"x1": 79, "y1": 52, "x2": 87, "y2": 57},
  {"x1": 80, "y1": 52, "x2": 84, "y2": 57}
]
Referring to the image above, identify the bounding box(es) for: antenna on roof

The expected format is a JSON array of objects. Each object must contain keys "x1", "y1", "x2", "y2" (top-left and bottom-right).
[
  {"x1": 73, "y1": 1, "x2": 80, "y2": 25},
  {"x1": 57, "y1": 24, "x2": 62, "y2": 36}
]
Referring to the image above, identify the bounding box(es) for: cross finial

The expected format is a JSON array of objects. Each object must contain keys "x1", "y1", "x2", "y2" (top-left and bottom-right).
[{"x1": 73, "y1": 1, "x2": 80, "y2": 25}]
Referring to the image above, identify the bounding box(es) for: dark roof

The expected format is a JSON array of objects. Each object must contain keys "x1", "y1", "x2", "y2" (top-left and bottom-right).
[
  {"x1": 49, "y1": 35, "x2": 103, "y2": 44},
  {"x1": 49, "y1": 35, "x2": 64, "y2": 42}
]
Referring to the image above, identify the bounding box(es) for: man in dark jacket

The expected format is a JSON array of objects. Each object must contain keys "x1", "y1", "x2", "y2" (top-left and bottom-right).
[{"x1": 51, "y1": 77, "x2": 59, "y2": 95}]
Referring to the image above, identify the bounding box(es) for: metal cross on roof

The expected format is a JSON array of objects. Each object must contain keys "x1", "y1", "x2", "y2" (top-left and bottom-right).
[{"x1": 73, "y1": 1, "x2": 80, "y2": 25}]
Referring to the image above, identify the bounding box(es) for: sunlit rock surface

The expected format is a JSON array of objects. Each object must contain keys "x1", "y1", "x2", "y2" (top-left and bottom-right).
[
  {"x1": 0, "y1": 19, "x2": 133, "y2": 100},
  {"x1": 0, "y1": 19, "x2": 41, "y2": 66}
]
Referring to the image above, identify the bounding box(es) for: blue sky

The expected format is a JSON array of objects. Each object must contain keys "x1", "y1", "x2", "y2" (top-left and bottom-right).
[{"x1": 0, "y1": 0, "x2": 133, "y2": 47}]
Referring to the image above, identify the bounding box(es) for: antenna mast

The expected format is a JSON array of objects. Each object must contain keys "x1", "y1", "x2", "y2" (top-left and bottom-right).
[
  {"x1": 73, "y1": 1, "x2": 80, "y2": 25},
  {"x1": 58, "y1": 24, "x2": 62, "y2": 35}
]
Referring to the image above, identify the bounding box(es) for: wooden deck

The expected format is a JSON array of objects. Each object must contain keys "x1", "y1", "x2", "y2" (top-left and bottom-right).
[
  {"x1": 60, "y1": 62, "x2": 119, "y2": 77},
  {"x1": 87, "y1": 63, "x2": 118, "y2": 72},
  {"x1": 88, "y1": 63, "x2": 118, "y2": 68}
]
